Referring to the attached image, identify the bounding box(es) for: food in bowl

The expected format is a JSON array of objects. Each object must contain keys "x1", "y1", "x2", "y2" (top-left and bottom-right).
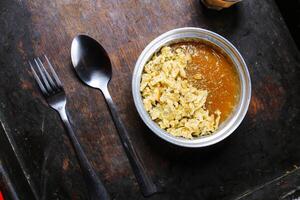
[
  {"x1": 133, "y1": 27, "x2": 251, "y2": 147},
  {"x1": 140, "y1": 40, "x2": 240, "y2": 139}
]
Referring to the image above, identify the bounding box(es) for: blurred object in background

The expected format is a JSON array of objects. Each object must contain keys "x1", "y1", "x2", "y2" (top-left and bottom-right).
[
  {"x1": 201, "y1": 0, "x2": 241, "y2": 10},
  {"x1": 0, "y1": 191, "x2": 4, "y2": 200}
]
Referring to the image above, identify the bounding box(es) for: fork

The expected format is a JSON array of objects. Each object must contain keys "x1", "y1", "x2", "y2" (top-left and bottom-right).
[{"x1": 30, "y1": 56, "x2": 110, "y2": 200}]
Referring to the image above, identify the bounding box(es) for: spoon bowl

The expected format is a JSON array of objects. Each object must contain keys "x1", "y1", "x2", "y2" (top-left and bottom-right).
[
  {"x1": 71, "y1": 35, "x2": 111, "y2": 89},
  {"x1": 71, "y1": 35, "x2": 158, "y2": 197}
]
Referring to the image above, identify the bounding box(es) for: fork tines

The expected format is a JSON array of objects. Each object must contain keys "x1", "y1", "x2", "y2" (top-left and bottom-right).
[{"x1": 29, "y1": 55, "x2": 63, "y2": 96}]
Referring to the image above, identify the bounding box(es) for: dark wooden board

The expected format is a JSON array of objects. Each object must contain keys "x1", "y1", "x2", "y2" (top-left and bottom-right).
[
  {"x1": 0, "y1": 125, "x2": 35, "y2": 200},
  {"x1": 234, "y1": 168, "x2": 300, "y2": 200},
  {"x1": 0, "y1": 0, "x2": 300, "y2": 199},
  {"x1": 275, "y1": 0, "x2": 300, "y2": 50}
]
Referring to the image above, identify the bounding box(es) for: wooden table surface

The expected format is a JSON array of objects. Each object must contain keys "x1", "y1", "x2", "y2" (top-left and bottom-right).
[{"x1": 1, "y1": 0, "x2": 300, "y2": 199}]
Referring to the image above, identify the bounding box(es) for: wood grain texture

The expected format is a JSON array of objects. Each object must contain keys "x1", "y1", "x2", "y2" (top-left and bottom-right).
[
  {"x1": 234, "y1": 168, "x2": 300, "y2": 200},
  {"x1": 0, "y1": 0, "x2": 300, "y2": 199}
]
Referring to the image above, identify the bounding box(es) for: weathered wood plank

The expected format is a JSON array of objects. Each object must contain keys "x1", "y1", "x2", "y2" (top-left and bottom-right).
[
  {"x1": 0, "y1": 126, "x2": 35, "y2": 199},
  {"x1": 234, "y1": 168, "x2": 300, "y2": 200}
]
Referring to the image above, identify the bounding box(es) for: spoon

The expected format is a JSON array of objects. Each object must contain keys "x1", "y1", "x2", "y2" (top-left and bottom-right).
[{"x1": 71, "y1": 35, "x2": 158, "y2": 197}]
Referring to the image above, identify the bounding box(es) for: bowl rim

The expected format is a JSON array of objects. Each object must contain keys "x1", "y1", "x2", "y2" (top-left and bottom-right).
[{"x1": 132, "y1": 27, "x2": 251, "y2": 148}]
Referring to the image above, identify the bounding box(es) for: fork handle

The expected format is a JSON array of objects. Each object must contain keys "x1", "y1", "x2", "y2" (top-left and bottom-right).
[
  {"x1": 101, "y1": 86, "x2": 158, "y2": 197},
  {"x1": 58, "y1": 109, "x2": 110, "y2": 200}
]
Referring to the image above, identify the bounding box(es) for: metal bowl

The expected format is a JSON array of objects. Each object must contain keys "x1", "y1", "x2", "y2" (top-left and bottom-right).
[{"x1": 132, "y1": 27, "x2": 251, "y2": 148}]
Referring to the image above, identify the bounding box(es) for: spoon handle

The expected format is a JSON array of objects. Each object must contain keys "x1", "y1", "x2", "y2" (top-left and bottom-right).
[
  {"x1": 102, "y1": 86, "x2": 158, "y2": 197},
  {"x1": 58, "y1": 109, "x2": 110, "y2": 200}
]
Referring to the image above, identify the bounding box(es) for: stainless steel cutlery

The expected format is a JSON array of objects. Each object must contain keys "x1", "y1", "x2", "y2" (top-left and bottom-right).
[
  {"x1": 71, "y1": 35, "x2": 158, "y2": 196},
  {"x1": 30, "y1": 56, "x2": 110, "y2": 200}
]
